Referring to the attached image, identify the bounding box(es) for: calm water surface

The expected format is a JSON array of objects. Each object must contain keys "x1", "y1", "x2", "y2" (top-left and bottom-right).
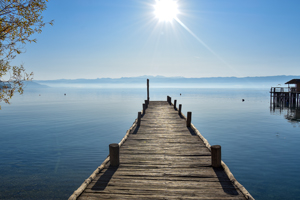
[{"x1": 0, "y1": 88, "x2": 299, "y2": 200}]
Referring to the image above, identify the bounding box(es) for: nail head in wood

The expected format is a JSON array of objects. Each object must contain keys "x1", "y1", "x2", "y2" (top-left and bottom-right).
[
  {"x1": 109, "y1": 143, "x2": 119, "y2": 167},
  {"x1": 211, "y1": 145, "x2": 221, "y2": 168},
  {"x1": 186, "y1": 111, "x2": 192, "y2": 127}
]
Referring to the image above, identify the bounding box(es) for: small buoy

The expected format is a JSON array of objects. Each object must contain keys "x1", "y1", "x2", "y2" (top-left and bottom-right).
[
  {"x1": 180, "y1": 93, "x2": 182, "y2": 96},
  {"x1": 242, "y1": 99, "x2": 245, "y2": 102},
  {"x1": 64, "y1": 93, "x2": 66, "y2": 96},
  {"x1": 39, "y1": 94, "x2": 41, "y2": 96}
]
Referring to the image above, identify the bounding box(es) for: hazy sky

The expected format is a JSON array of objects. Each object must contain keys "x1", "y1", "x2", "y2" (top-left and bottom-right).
[{"x1": 10, "y1": 0, "x2": 300, "y2": 80}]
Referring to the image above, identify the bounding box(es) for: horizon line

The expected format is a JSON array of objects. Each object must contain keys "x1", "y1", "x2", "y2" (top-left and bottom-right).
[{"x1": 33, "y1": 74, "x2": 300, "y2": 81}]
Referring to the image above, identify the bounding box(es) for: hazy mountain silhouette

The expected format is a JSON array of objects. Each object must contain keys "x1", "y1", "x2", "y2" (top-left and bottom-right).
[{"x1": 34, "y1": 75, "x2": 300, "y2": 88}]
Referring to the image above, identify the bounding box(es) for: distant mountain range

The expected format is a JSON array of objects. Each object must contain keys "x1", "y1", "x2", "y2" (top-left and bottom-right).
[
  {"x1": 30, "y1": 75, "x2": 300, "y2": 88},
  {"x1": 23, "y1": 81, "x2": 49, "y2": 88}
]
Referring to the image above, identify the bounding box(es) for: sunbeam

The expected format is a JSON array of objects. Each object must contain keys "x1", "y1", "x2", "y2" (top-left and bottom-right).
[
  {"x1": 174, "y1": 17, "x2": 234, "y2": 70},
  {"x1": 151, "y1": 0, "x2": 239, "y2": 75}
]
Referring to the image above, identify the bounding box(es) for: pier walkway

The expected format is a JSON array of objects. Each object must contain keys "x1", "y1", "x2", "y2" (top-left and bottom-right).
[{"x1": 71, "y1": 101, "x2": 251, "y2": 200}]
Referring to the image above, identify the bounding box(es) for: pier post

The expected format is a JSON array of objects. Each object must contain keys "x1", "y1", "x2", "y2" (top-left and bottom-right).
[
  {"x1": 109, "y1": 143, "x2": 119, "y2": 167},
  {"x1": 179, "y1": 104, "x2": 182, "y2": 115},
  {"x1": 270, "y1": 88, "x2": 272, "y2": 105},
  {"x1": 145, "y1": 100, "x2": 148, "y2": 108},
  {"x1": 211, "y1": 145, "x2": 221, "y2": 168},
  {"x1": 174, "y1": 100, "x2": 177, "y2": 109},
  {"x1": 186, "y1": 112, "x2": 192, "y2": 127},
  {"x1": 273, "y1": 88, "x2": 276, "y2": 106},
  {"x1": 147, "y1": 79, "x2": 150, "y2": 102},
  {"x1": 167, "y1": 96, "x2": 172, "y2": 104},
  {"x1": 143, "y1": 103, "x2": 146, "y2": 114},
  {"x1": 137, "y1": 112, "x2": 141, "y2": 126}
]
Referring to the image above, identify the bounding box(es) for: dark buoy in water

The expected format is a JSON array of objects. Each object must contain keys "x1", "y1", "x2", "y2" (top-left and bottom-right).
[
  {"x1": 242, "y1": 99, "x2": 245, "y2": 102},
  {"x1": 64, "y1": 93, "x2": 66, "y2": 96},
  {"x1": 180, "y1": 93, "x2": 181, "y2": 96}
]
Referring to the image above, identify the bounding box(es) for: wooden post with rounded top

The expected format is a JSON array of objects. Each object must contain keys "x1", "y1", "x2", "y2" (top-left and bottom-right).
[
  {"x1": 169, "y1": 96, "x2": 172, "y2": 105},
  {"x1": 174, "y1": 100, "x2": 177, "y2": 109},
  {"x1": 186, "y1": 112, "x2": 192, "y2": 127},
  {"x1": 145, "y1": 100, "x2": 148, "y2": 108},
  {"x1": 211, "y1": 145, "x2": 221, "y2": 167},
  {"x1": 147, "y1": 79, "x2": 149, "y2": 101},
  {"x1": 109, "y1": 143, "x2": 119, "y2": 167},
  {"x1": 137, "y1": 112, "x2": 141, "y2": 126},
  {"x1": 179, "y1": 104, "x2": 182, "y2": 115}
]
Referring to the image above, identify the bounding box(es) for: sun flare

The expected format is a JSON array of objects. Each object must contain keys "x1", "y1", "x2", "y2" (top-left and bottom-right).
[{"x1": 154, "y1": 0, "x2": 179, "y2": 22}]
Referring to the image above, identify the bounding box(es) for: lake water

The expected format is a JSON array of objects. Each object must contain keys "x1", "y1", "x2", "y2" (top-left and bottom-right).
[{"x1": 0, "y1": 87, "x2": 299, "y2": 200}]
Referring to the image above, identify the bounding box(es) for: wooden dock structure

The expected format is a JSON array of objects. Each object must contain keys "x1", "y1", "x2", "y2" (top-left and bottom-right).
[
  {"x1": 270, "y1": 79, "x2": 300, "y2": 108},
  {"x1": 69, "y1": 96, "x2": 253, "y2": 199}
]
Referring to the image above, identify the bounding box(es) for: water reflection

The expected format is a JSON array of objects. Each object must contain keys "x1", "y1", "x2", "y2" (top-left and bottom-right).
[
  {"x1": 285, "y1": 108, "x2": 300, "y2": 122},
  {"x1": 270, "y1": 104, "x2": 300, "y2": 123}
]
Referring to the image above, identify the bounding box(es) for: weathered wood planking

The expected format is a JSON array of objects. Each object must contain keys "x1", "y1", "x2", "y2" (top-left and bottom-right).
[{"x1": 77, "y1": 101, "x2": 248, "y2": 200}]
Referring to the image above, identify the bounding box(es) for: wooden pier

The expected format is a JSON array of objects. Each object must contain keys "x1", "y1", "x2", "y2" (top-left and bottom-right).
[
  {"x1": 69, "y1": 97, "x2": 253, "y2": 199},
  {"x1": 270, "y1": 79, "x2": 300, "y2": 108}
]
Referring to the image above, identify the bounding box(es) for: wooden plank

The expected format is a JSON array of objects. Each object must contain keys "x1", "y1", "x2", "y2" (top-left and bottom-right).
[
  {"x1": 77, "y1": 101, "x2": 247, "y2": 200},
  {"x1": 87, "y1": 179, "x2": 236, "y2": 188},
  {"x1": 79, "y1": 193, "x2": 246, "y2": 200}
]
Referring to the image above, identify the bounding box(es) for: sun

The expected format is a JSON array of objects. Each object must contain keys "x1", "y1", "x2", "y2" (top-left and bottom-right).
[{"x1": 154, "y1": 0, "x2": 179, "y2": 22}]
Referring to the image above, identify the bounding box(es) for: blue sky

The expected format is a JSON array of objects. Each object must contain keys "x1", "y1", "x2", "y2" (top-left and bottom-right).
[{"x1": 11, "y1": 0, "x2": 300, "y2": 80}]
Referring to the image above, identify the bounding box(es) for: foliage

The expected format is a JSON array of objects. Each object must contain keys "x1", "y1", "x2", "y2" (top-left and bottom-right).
[{"x1": 0, "y1": 0, "x2": 53, "y2": 109}]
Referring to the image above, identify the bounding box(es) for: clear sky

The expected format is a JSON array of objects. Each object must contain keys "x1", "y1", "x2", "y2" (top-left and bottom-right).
[{"x1": 10, "y1": 0, "x2": 300, "y2": 80}]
